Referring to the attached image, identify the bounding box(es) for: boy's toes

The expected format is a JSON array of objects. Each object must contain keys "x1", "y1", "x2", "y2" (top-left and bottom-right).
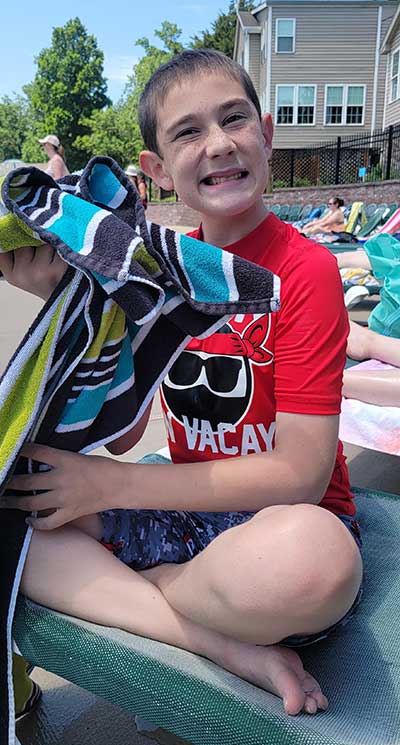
[{"x1": 304, "y1": 696, "x2": 318, "y2": 715}]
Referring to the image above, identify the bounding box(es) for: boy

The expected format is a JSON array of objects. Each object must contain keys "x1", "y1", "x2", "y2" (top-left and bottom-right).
[{"x1": 1, "y1": 50, "x2": 362, "y2": 717}]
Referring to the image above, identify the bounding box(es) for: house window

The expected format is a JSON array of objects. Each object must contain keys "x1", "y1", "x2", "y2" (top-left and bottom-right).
[
  {"x1": 276, "y1": 19, "x2": 295, "y2": 53},
  {"x1": 297, "y1": 86, "x2": 316, "y2": 124},
  {"x1": 276, "y1": 85, "x2": 316, "y2": 125},
  {"x1": 391, "y1": 50, "x2": 400, "y2": 102},
  {"x1": 325, "y1": 85, "x2": 365, "y2": 125},
  {"x1": 346, "y1": 86, "x2": 364, "y2": 124},
  {"x1": 326, "y1": 86, "x2": 344, "y2": 124},
  {"x1": 276, "y1": 86, "x2": 294, "y2": 124}
]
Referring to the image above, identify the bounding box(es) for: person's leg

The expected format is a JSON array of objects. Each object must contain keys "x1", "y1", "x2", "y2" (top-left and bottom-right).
[
  {"x1": 343, "y1": 367, "x2": 400, "y2": 406},
  {"x1": 20, "y1": 522, "x2": 328, "y2": 715},
  {"x1": 347, "y1": 320, "x2": 400, "y2": 366},
  {"x1": 141, "y1": 503, "x2": 362, "y2": 644}
]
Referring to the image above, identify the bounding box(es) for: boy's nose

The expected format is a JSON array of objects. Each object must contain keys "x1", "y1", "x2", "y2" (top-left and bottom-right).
[{"x1": 205, "y1": 126, "x2": 236, "y2": 157}]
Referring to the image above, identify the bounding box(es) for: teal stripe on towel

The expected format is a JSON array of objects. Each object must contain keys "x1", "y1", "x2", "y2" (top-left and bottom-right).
[
  {"x1": 179, "y1": 234, "x2": 229, "y2": 303},
  {"x1": 89, "y1": 164, "x2": 126, "y2": 207},
  {"x1": 50, "y1": 194, "x2": 101, "y2": 253},
  {"x1": 59, "y1": 382, "x2": 111, "y2": 426}
]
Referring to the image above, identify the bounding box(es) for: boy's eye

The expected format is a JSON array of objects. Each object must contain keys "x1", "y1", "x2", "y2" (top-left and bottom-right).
[
  {"x1": 224, "y1": 113, "x2": 247, "y2": 126},
  {"x1": 174, "y1": 128, "x2": 199, "y2": 140}
]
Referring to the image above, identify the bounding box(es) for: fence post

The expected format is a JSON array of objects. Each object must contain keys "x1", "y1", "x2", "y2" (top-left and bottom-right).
[
  {"x1": 290, "y1": 149, "x2": 295, "y2": 188},
  {"x1": 335, "y1": 137, "x2": 341, "y2": 185},
  {"x1": 385, "y1": 125, "x2": 394, "y2": 181}
]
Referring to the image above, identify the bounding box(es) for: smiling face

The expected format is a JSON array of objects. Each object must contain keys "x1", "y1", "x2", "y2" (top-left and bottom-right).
[{"x1": 140, "y1": 73, "x2": 273, "y2": 233}]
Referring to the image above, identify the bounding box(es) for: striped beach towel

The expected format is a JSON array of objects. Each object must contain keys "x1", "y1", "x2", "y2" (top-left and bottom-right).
[{"x1": 0, "y1": 156, "x2": 280, "y2": 745}]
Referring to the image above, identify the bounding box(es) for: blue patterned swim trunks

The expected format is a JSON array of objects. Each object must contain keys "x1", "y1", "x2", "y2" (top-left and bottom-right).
[{"x1": 99, "y1": 453, "x2": 362, "y2": 647}]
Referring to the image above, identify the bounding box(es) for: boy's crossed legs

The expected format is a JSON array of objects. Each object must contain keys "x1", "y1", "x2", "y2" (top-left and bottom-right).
[{"x1": 20, "y1": 503, "x2": 362, "y2": 716}]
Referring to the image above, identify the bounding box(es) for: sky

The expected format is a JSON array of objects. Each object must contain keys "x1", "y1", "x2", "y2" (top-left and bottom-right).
[{"x1": 0, "y1": 0, "x2": 227, "y2": 103}]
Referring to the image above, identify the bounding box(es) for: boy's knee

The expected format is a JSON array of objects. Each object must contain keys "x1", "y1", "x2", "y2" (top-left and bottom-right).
[{"x1": 208, "y1": 504, "x2": 361, "y2": 621}]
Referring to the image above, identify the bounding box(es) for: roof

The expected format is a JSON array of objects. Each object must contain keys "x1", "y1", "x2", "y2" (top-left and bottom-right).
[
  {"x1": 381, "y1": 3, "x2": 400, "y2": 53},
  {"x1": 250, "y1": 0, "x2": 396, "y2": 11},
  {"x1": 238, "y1": 11, "x2": 260, "y2": 28}
]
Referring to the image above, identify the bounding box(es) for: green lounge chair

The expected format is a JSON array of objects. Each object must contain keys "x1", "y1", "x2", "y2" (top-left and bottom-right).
[
  {"x1": 286, "y1": 204, "x2": 303, "y2": 223},
  {"x1": 278, "y1": 204, "x2": 291, "y2": 221},
  {"x1": 364, "y1": 203, "x2": 377, "y2": 219},
  {"x1": 299, "y1": 204, "x2": 313, "y2": 221},
  {"x1": 13, "y1": 486, "x2": 400, "y2": 745},
  {"x1": 270, "y1": 204, "x2": 281, "y2": 216}
]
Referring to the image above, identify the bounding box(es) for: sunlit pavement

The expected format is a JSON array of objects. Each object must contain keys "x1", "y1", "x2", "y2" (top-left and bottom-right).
[{"x1": 1, "y1": 271, "x2": 399, "y2": 745}]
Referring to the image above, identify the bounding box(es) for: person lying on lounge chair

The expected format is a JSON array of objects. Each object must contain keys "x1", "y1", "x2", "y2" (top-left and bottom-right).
[
  {"x1": 344, "y1": 321, "x2": 400, "y2": 407},
  {"x1": 301, "y1": 197, "x2": 345, "y2": 236}
]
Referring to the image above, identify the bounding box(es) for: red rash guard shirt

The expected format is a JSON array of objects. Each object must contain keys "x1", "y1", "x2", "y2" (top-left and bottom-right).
[{"x1": 160, "y1": 212, "x2": 355, "y2": 517}]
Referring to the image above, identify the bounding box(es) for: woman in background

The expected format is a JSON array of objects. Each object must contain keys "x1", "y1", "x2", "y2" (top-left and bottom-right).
[
  {"x1": 125, "y1": 164, "x2": 148, "y2": 209},
  {"x1": 302, "y1": 197, "x2": 345, "y2": 235},
  {"x1": 38, "y1": 134, "x2": 69, "y2": 180}
]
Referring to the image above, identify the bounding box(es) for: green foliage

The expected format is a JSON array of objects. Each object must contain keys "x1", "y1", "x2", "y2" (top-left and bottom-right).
[
  {"x1": 191, "y1": 0, "x2": 254, "y2": 58},
  {"x1": 128, "y1": 21, "x2": 184, "y2": 106},
  {"x1": 273, "y1": 180, "x2": 288, "y2": 189},
  {"x1": 75, "y1": 22, "x2": 184, "y2": 167},
  {"x1": 0, "y1": 95, "x2": 30, "y2": 161},
  {"x1": 75, "y1": 101, "x2": 140, "y2": 169},
  {"x1": 23, "y1": 17, "x2": 110, "y2": 170},
  {"x1": 294, "y1": 177, "x2": 311, "y2": 187},
  {"x1": 121, "y1": 22, "x2": 184, "y2": 156}
]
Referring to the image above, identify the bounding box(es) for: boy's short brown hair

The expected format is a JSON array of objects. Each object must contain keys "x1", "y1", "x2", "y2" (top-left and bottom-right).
[{"x1": 138, "y1": 49, "x2": 262, "y2": 156}]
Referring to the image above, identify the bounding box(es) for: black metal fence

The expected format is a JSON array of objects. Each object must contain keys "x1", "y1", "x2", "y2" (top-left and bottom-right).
[{"x1": 271, "y1": 124, "x2": 400, "y2": 189}]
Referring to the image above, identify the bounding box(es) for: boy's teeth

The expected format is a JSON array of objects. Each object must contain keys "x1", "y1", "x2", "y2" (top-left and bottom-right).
[{"x1": 207, "y1": 172, "x2": 244, "y2": 185}]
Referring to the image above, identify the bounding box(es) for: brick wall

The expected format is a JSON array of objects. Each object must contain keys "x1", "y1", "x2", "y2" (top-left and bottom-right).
[
  {"x1": 147, "y1": 202, "x2": 202, "y2": 228},
  {"x1": 147, "y1": 180, "x2": 400, "y2": 226},
  {"x1": 263, "y1": 180, "x2": 400, "y2": 207}
]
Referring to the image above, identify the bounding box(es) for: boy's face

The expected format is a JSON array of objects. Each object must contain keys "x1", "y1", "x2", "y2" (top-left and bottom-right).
[{"x1": 140, "y1": 73, "x2": 273, "y2": 220}]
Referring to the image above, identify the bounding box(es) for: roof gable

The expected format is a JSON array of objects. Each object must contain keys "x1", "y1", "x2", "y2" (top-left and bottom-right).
[{"x1": 381, "y1": 3, "x2": 400, "y2": 52}]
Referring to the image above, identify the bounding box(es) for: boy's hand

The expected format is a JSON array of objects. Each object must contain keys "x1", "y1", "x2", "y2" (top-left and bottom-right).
[
  {"x1": 0, "y1": 443, "x2": 125, "y2": 530},
  {"x1": 0, "y1": 244, "x2": 67, "y2": 300}
]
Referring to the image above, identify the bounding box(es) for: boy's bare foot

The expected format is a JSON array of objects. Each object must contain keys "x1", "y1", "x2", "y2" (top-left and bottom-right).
[
  {"x1": 219, "y1": 639, "x2": 328, "y2": 715},
  {"x1": 347, "y1": 321, "x2": 371, "y2": 361}
]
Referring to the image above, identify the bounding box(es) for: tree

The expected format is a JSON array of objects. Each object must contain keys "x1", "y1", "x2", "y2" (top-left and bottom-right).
[
  {"x1": 73, "y1": 22, "x2": 184, "y2": 169},
  {"x1": 0, "y1": 95, "x2": 30, "y2": 161},
  {"x1": 123, "y1": 22, "x2": 184, "y2": 158},
  {"x1": 74, "y1": 102, "x2": 140, "y2": 168},
  {"x1": 191, "y1": 0, "x2": 254, "y2": 58},
  {"x1": 22, "y1": 17, "x2": 110, "y2": 169}
]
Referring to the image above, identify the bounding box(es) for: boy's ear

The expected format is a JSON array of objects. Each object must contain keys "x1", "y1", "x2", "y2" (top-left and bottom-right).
[
  {"x1": 139, "y1": 151, "x2": 175, "y2": 192},
  {"x1": 261, "y1": 113, "x2": 274, "y2": 158}
]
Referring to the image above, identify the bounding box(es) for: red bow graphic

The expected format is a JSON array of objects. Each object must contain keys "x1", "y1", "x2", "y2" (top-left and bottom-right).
[{"x1": 187, "y1": 316, "x2": 273, "y2": 364}]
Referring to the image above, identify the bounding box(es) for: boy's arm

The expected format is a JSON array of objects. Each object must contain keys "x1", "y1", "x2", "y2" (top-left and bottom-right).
[
  {"x1": 105, "y1": 401, "x2": 153, "y2": 455},
  {"x1": 3, "y1": 411, "x2": 338, "y2": 529}
]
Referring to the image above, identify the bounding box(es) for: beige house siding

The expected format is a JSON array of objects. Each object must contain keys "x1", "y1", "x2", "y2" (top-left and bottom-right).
[
  {"x1": 269, "y1": 3, "x2": 390, "y2": 147},
  {"x1": 248, "y1": 34, "x2": 261, "y2": 95},
  {"x1": 376, "y1": 5, "x2": 397, "y2": 130},
  {"x1": 384, "y1": 23, "x2": 400, "y2": 127}
]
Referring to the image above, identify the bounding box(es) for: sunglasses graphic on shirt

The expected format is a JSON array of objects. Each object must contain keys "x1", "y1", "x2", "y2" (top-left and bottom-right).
[{"x1": 164, "y1": 350, "x2": 248, "y2": 398}]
